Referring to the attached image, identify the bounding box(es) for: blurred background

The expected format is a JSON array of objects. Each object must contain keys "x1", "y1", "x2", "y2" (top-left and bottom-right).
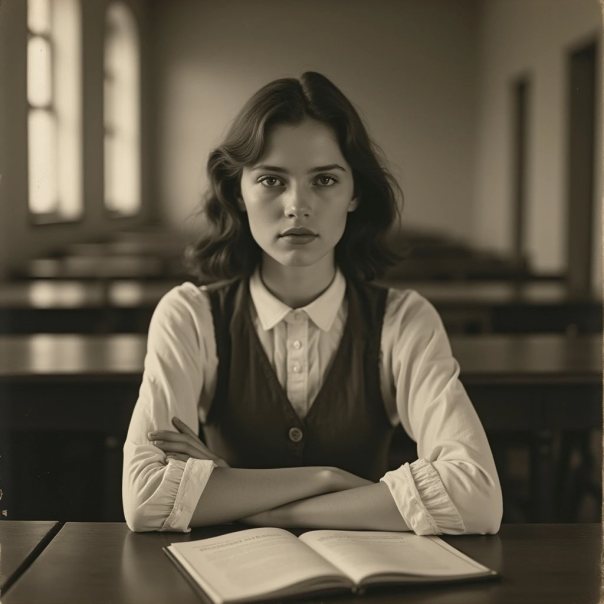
[{"x1": 0, "y1": 0, "x2": 601, "y2": 524}]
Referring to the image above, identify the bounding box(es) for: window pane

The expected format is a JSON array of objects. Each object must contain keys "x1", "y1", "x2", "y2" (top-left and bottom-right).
[
  {"x1": 28, "y1": 0, "x2": 51, "y2": 34},
  {"x1": 54, "y1": 0, "x2": 83, "y2": 219},
  {"x1": 27, "y1": 0, "x2": 82, "y2": 221},
  {"x1": 104, "y1": 2, "x2": 141, "y2": 215},
  {"x1": 28, "y1": 109, "x2": 57, "y2": 213},
  {"x1": 28, "y1": 36, "x2": 52, "y2": 107}
]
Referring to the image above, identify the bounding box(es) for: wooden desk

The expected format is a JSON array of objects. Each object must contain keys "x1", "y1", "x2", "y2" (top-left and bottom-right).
[
  {"x1": 1, "y1": 523, "x2": 600, "y2": 603},
  {"x1": 0, "y1": 333, "x2": 598, "y2": 415},
  {"x1": 449, "y1": 335, "x2": 601, "y2": 522},
  {"x1": 0, "y1": 521, "x2": 61, "y2": 595},
  {"x1": 65, "y1": 238, "x2": 186, "y2": 258},
  {"x1": 0, "y1": 334, "x2": 600, "y2": 522},
  {"x1": 0, "y1": 335, "x2": 146, "y2": 520},
  {"x1": 2, "y1": 277, "x2": 597, "y2": 333},
  {"x1": 4, "y1": 279, "x2": 598, "y2": 335},
  {"x1": 0, "y1": 280, "x2": 180, "y2": 333},
  {"x1": 383, "y1": 255, "x2": 533, "y2": 281},
  {"x1": 378, "y1": 280, "x2": 602, "y2": 333},
  {"x1": 21, "y1": 256, "x2": 189, "y2": 281}
]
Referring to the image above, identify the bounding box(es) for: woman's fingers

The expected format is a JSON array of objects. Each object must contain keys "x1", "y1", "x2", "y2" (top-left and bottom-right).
[
  {"x1": 149, "y1": 430, "x2": 198, "y2": 443},
  {"x1": 171, "y1": 418, "x2": 231, "y2": 464},
  {"x1": 150, "y1": 431, "x2": 225, "y2": 464},
  {"x1": 153, "y1": 439, "x2": 197, "y2": 456},
  {"x1": 154, "y1": 438, "x2": 220, "y2": 460},
  {"x1": 148, "y1": 424, "x2": 230, "y2": 467},
  {"x1": 149, "y1": 431, "x2": 205, "y2": 452},
  {"x1": 172, "y1": 416, "x2": 198, "y2": 437}
]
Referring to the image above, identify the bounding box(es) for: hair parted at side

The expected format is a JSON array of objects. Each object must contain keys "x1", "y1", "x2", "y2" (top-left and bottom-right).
[{"x1": 187, "y1": 71, "x2": 403, "y2": 282}]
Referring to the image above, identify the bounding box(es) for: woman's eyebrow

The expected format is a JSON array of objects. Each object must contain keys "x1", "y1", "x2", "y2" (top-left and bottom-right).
[
  {"x1": 309, "y1": 164, "x2": 347, "y2": 173},
  {"x1": 250, "y1": 164, "x2": 347, "y2": 173},
  {"x1": 251, "y1": 165, "x2": 288, "y2": 173}
]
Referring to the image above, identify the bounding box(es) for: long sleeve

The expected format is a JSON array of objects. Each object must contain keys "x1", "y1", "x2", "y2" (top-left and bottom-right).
[
  {"x1": 379, "y1": 289, "x2": 503, "y2": 535},
  {"x1": 122, "y1": 283, "x2": 218, "y2": 532}
]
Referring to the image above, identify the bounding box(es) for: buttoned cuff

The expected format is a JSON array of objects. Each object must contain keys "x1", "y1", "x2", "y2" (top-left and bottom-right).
[
  {"x1": 380, "y1": 459, "x2": 465, "y2": 535},
  {"x1": 160, "y1": 458, "x2": 216, "y2": 532}
]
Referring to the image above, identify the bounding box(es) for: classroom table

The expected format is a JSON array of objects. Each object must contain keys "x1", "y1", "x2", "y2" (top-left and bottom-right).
[
  {"x1": 1, "y1": 332, "x2": 598, "y2": 412},
  {"x1": 1, "y1": 522, "x2": 600, "y2": 603},
  {"x1": 21, "y1": 255, "x2": 189, "y2": 281},
  {"x1": 382, "y1": 254, "x2": 533, "y2": 281},
  {"x1": 0, "y1": 334, "x2": 600, "y2": 522},
  {"x1": 1, "y1": 279, "x2": 600, "y2": 334},
  {"x1": 0, "y1": 280, "x2": 181, "y2": 333},
  {"x1": 0, "y1": 521, "x2": 61, "y2": 595},
  {"x1": 379, "y1": 279, "x2": 602, "y2": 333},
  {"x1": 65, "y1": 237, "x2": 187, "y2": 258}
]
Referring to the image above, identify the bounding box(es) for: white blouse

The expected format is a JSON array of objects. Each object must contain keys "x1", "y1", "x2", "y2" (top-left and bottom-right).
[{"x1": 122, "y1": 269, "x2": 502, "y2": 535}]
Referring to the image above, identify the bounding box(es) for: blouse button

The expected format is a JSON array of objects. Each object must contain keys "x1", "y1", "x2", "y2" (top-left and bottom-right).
[
  {"x1": 292, "y1": 340, "x2": 302, "y2": 350},
  {"x1": 291, "y1": 363, "x2": 301, "y2": 373},
  {"x1": 288, "y1": 427, "x2": 303, "y2": 443}
]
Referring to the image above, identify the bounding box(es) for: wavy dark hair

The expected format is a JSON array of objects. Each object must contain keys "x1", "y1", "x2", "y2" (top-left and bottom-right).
[{"x1": 187, "y1": 71, "x2": 403, "y2": 282}]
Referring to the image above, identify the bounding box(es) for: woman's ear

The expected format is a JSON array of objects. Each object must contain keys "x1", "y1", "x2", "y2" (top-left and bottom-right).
[
  {"x1": 237, "y1": 196, "x2": 247, "y2": 212},
  {"x1": 348, "y1": 197, "x2": 359, "y2": 212}
]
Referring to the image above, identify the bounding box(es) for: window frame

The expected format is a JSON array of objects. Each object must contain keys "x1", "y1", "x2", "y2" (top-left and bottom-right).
[
  {"x1": 103, "y1": 0, "x2": 142, "y2": 219},
  {"x1": 26, "y1": 0, "x2": 84, "y2": 226}
]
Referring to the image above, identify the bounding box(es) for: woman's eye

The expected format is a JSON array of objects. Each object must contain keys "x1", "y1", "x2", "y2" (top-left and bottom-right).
[
  {"x1": 258, "y1": 176, "x2": 283, "y2": 188},
  {"x1": 315, "y1": 175, "x2": 337, "y2": 187}
]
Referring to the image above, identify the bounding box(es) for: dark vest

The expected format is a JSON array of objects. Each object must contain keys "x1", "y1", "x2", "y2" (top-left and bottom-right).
[{"x1": 202, "y1": 278, "x2": 414, "y2": 481}]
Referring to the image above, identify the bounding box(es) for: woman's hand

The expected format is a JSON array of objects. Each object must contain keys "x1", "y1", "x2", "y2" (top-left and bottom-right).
[{"x1": 148, "y1": 417, "x2": 229, "y2": 466}]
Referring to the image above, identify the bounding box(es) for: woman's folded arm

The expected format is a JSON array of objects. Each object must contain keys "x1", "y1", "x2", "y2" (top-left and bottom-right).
[
  {"x1": 380, "y1": 290, "x2": 503, "y2": 535},
  {"x1": 241, "y1": 481, "x2": 409, "y2": 531},
  {"x1": 124, "y1": 443, "x2": 373, "y2": 532},
  {"x1": 188, "y1": 466, "x2": 371, "y2": 527}
]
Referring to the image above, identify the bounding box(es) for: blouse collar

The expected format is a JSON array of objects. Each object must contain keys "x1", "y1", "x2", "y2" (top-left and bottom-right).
[{"x1": 249, "y1": 267, "x2": 346, "y2": 332}]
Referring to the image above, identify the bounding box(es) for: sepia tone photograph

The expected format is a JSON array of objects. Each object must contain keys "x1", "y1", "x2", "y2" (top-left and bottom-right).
[{"x1": 0, "y1": 0, "x2": 601, "y2": 602}]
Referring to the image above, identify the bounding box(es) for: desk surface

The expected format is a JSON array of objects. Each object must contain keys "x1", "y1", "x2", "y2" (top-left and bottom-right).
[
  {"x1": 0, "y1": 334, "x2": 146, "y2": 379},
  {"x1": 0, "y1": 280, "x2": 180, "y2": 309},
  {"x1": 1, "y1": 281, "x2": 599, "y2": 337},
  {"x1": 1, "y1": 523, "x2": 600, "y2": 604},
  {"x1": 383, "y1": 280, "x2": 600, "y2": 304},
  {"x1": 65, "y1": 239, "x2": 187, "y2": 258},
  {"x1": 23, "y1": 256, "x2": 185, "y2": 281},
  {"x1": 452, "y1": 334, "x2": 601, "y2": 384},
  {"x1": 0, "y1": 333, "x2": 599, "y2": 384},
  {"x1": 3, "y1": 279, "x2": 599, "y2": 309},
  {"x1": 0, "y1": 521, "x2": 60, "y2": 595}
]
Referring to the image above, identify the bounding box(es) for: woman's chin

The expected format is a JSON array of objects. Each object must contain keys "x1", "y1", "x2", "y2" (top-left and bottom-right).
[{"x1": 262, "y1": 248, "x2": 333, "y2": 272}]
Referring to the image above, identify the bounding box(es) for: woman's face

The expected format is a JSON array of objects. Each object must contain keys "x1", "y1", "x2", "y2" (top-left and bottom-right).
[{"x1": 240, "y1": 118, "x2": 357, "y2": 274}]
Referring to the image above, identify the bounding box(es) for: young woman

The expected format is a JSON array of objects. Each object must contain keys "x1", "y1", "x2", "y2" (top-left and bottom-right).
[{"x1": 122, "y1": 72, "x2": 502, "y2": 534}]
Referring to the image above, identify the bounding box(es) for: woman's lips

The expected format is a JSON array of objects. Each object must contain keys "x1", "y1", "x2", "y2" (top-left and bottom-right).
[
  {"x1": 279, "y1": 233, "x2": 318, "y2": 245},
  {"x1": 278, "y1": 227, "x2": 318, "y2": 245},
  {"x1": 279, "y1": 227, "x2": 318, "y2": 237}
]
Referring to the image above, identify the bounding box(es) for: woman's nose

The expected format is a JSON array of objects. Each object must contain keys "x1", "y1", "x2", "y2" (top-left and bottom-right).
[
  {"x1": 284, "y1": 205, "x2": 311, "y2": 218},
  {"x1": 283, "y1": 188, "x2": 311, "y2": 218}
]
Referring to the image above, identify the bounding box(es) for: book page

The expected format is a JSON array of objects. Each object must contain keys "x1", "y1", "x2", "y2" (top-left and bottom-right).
[
  {"x1": 299, "y1": 530, "x2": 492, "y2": 585},
  {"x1": 167, "y1": 527, "x2": 347, "y2": 603}
]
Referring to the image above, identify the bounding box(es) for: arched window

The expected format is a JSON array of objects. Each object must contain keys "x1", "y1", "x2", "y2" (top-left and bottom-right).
[
  {"x1": 104, "y1": 2, "x2": 141, "y2": 216},
  {"x1": 27, "y1": 0, "x2": 82, "y2": 221}
]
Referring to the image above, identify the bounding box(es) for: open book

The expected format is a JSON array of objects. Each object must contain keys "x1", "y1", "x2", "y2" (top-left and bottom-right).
[{"x1": 164, "y1": 527, "x2": 498, "y2": 603}]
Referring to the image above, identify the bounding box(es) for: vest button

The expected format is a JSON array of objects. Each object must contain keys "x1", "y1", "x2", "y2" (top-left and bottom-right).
[{"x1": 288, "y1": 427, "x2": 303, "y2": 443}]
